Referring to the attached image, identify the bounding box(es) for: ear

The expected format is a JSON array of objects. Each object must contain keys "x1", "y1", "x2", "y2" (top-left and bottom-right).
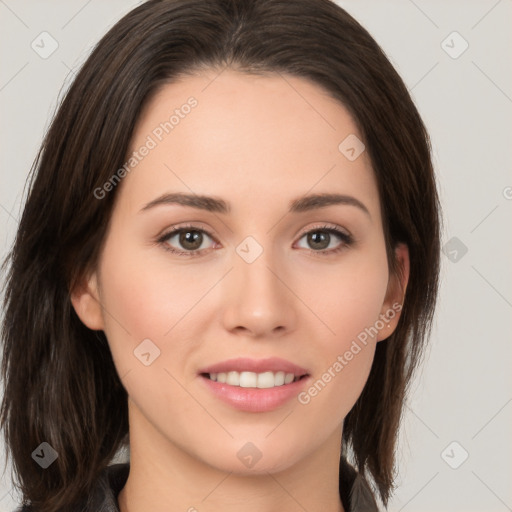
[
  {"x1": 69, "y1": 271, "x2": 105, "y2": 331},
  {"x1": 376, "y1": 243, "x2": 409, "y2": 342}
]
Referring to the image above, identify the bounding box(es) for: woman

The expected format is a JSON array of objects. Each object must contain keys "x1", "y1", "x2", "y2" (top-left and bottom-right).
[{"x1": 1, "y1": 0, "x2": 441, "y2": 511}]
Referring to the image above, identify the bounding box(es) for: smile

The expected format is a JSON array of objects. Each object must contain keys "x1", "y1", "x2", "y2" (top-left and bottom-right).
[
  {"x1": 205, "y1": 370, "x2": 306, "y2": 388},
  {"x1": 198, "y1": 358, "x2": 311, "y2": 412}
]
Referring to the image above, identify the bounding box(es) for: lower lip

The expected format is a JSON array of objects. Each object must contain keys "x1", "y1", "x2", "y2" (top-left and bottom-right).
[{"x1": 200, "y1": 375, "x2": 310, "y2": 412}]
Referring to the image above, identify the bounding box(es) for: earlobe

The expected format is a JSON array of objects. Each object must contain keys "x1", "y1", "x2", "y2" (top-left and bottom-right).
[
  {"x1": 376, "y1": 243, "x2": 410, "y2": 342},
  {"x1": 69, "y1": 272, "x2": 105, "y2": 331}
]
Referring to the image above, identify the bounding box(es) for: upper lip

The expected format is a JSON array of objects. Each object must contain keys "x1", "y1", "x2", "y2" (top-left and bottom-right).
[{"x1": 199, "y1": 357, "x2": 309, "y2": 376}]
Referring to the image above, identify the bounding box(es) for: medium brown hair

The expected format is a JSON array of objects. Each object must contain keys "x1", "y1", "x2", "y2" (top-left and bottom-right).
[{"x1": 1, "y1": 0, "x2": 441, "y2": 510}]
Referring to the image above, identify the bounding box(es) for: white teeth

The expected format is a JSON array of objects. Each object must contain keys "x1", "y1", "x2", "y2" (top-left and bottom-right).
[
  {"x1": 284, "y1": 373, "x2": 294, "y2": 384},
  {"x1": 274, "y1": 371, "x2": 285, "y2": 386},
  {"x1": 227, "y1": 371, "x2": 239, "y2": 386},
  {"x1": 240, "y1": 371, "x2": 257, "y2": 388},
  {"x1": 256, "y1": 371, "x2": 274, "y2": 389},
  {"x1": 208, "y1": 371, "x2": 300, "y2": 388}
]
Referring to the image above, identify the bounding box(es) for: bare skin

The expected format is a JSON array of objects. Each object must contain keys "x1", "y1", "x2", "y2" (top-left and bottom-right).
[{"x1": 71, "y1": 68, "x2": 409, "y2": 512}]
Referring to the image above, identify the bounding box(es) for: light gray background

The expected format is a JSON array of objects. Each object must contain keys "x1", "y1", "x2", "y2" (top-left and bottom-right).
[{"x1": 1, "y1": 1, "x2": 511, "y2": 511}]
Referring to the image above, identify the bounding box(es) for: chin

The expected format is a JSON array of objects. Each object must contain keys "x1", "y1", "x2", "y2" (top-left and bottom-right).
[{"x1": 196, "y1": 437, "x2": 304, "y2": 476}]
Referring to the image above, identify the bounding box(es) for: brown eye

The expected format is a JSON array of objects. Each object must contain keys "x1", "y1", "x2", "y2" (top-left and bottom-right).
[
  {"x1": 177, "y1": 230, "x2": 204, "y2": 251},
  {"x1": 307, "y1": 231, "x2": 331, "y2": 250},
  {"x1": 296, "y1": 226, "x2": 353, "y2": 255},
  {"x1": 159, "y1": 226, "x2": 216, "y2": 256}
]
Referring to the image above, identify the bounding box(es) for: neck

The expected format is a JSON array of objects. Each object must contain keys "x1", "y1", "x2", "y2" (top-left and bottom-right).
[{"x1": 118, "y1": 403, "x2": 346, "y2": 512}]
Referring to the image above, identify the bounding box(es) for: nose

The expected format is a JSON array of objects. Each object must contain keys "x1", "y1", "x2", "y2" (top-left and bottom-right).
[{"x1": 221, "y1": 244, "x2": 298, "y2": 339}]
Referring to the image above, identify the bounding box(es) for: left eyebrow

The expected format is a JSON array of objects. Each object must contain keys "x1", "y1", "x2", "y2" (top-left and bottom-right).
[
  {"x1": 139, "y1": 192, "x2": 370, "y2": 217},
  {"x1": 289, "y1": 193, "x2": 370, "y2": 216}
]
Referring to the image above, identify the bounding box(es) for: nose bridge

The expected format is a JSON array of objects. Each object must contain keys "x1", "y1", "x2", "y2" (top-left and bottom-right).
[{"x1": 222, "y1": 233, "x2": 296, "y2": 335}]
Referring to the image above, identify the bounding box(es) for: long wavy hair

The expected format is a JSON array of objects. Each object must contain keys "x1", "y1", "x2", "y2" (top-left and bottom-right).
[{"x1": 1, "y1": 0, "x2": 441, "y2": 510}]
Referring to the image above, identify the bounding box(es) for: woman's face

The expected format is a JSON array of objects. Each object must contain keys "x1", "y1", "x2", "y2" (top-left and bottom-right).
[{"x1": 73, "y1": 69, "x2": 407, "y2": 474}]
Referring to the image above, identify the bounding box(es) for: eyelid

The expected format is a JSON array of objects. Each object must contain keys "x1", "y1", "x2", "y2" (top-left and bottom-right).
[
  {"x1": 295, "y1": 222, "x2": 351, "y2": 239},
  {"x1": 156, "y1": 222, "x2": 215, "y2": 241}
]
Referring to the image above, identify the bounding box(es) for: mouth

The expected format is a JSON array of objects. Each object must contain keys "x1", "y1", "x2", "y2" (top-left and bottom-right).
[
  {"x1": 197, "y1": 357, "x2": 311, "y2": 411},
  {"x1": 201, "y1": 370, "x2": 309, "y2": 388}
]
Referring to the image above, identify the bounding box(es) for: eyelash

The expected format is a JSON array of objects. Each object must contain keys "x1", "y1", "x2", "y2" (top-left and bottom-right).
[{"x1": 156, "y1": 223, "x2": 354, "y2": 258}]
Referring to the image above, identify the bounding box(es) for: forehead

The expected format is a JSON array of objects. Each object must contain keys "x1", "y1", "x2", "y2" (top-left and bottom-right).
[{"x1": 119, "y1": 69, "x2": 380, "y2": 219}]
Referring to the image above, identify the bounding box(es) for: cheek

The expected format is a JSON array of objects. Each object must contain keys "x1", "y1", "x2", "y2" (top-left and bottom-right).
[
  {"x1": 95, "y1": 232, "x2": 217, "y2": 379},
  {"x1": 293, "y1": 248, "x2": 389, "y2": 413},
  {"x1": 99, "y1": 235, "x2": 219, "y2": 335},
  {"x1": 302, "y1": 247, "x2": 390, "y2": 350}
]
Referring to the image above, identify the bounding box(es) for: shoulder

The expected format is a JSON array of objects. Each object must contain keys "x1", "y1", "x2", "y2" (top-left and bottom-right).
[
  {"x1": 81, "y1": 462, "x2": 130, "y2": 512},
  {"x1": 12, "y1": 463, "x2": 130, "y2": 512},
  {"x1": 339, "y1": 457, "x2": 380, "y2": 512}
]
